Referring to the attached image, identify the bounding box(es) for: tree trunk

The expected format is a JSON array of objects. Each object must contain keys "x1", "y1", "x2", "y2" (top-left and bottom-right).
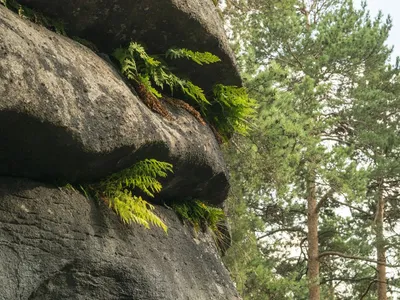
[
  {"x1": 375, "y1": 180, "x2": 387, "y2": 300},
  {"x1": 307, "y1": 176, "x2": 320, "y2": 300}
]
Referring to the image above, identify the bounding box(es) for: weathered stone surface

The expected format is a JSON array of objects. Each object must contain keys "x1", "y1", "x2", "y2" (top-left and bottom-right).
[
  {"x1": 0, "y1": 6, "x2": 229, "y2": 204},
  {"x1": 0, "y1": 177, "x2": 240, "y2": 300},
  {"x1": 17, "y1": 0, "x2": 242, "y2": 93}
]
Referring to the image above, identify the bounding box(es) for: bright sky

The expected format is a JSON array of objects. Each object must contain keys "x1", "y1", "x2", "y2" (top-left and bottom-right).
[{"x1": 354, "y1": 0, "x2": 400, "y2": 60}]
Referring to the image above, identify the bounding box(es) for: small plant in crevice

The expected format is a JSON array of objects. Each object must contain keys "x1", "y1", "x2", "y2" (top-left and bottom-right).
[
  {"x1": 171, "y1": 199, "x2": 227, "y2": 247},
  {"x1": 211, "y1": 84, "x2": 257, "y2": 140},
  {"x1": 113, "y1": 42, "x2": 215, "y2": 121},
  {"x1": 113, "y1": 42, "x2": 257, "y2": 141},
  {"x1": 1, "y1": 0, "x2": 66, "y2": 35},
  {"x1": 85, "y1": 159, "x2": 173, "y2": 232}
]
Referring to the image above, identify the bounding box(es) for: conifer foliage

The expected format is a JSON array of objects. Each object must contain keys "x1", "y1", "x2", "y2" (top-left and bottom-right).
[{"x1": 222, "y1": 0, "x2": 400, "y2": 299}]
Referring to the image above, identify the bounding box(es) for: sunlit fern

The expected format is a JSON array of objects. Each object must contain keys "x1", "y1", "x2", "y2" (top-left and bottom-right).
[{"x1": 94, "y1": 159, "x2": 173, "y2": 232}]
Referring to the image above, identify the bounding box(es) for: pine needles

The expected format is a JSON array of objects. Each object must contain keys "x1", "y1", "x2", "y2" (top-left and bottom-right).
[{"x1": 91, "y1": 159, "x2": 173, "y2": 232}]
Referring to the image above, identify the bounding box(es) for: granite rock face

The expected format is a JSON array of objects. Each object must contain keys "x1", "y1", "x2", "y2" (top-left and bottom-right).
[
  {"x1": 0, "y1": 6, "x2": 229, "y2": 204},
  {"x1": 17, "y1": 0, "x2": 242, "y2": 93},
  {"x1": 0, "y1": 177, "x2": 240, "y2": 300}
]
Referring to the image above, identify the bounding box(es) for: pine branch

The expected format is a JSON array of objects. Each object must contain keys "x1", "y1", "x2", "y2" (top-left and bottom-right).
[
  {"x1": 360, "y1": 280, "x2": 377, "y2": 300},
  {"x1": 319, "y1": 251, "x2": 400, "y2": 267},
  {"x1": 257, "y1": 227, "x2": 307, "y2": 241},
  {"x1": 315, "y1": 189, "x2": 334, "y2": 212},
  {"x1": 321, "y1": 276, "x2": 374, "y2": 284},
  {"x1": 330, "y1": 199, "x2": 372, "y2": 216}
]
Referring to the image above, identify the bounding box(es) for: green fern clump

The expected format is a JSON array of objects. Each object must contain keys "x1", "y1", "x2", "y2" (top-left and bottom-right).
[
  {"x1": 94, "y1": 159, "x2": 173, "y2": 232},
  {"x1": 113, "y1": 42, "x2": 210, "y2": 111},
  {"x1": 212, "y1": 84, "x2": 257, "y2": 140},
  {"x1": 113, "y1": 42, "x2": 256, "y2": 141},
  {"x1": 172, "y1": 200, "x2": 225, "y2": 233}
]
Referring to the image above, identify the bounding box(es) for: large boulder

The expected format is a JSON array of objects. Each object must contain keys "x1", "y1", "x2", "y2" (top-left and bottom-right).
[
  {"x1": 16, "y1": 0, "x2": 242, "y2": 93},
  {"x1": 0, "y1": 6, "x2": 229, "y2": 204},
  {"x1": 0, "y1": 177, "x2": 240, "y2": 300}
]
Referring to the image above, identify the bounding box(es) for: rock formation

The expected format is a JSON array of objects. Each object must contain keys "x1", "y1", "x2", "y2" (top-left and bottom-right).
[
  {"x1": 0, "y1": 1, "x2": 240, "y2": 298},
  {"x1": 0, "y1": 178, "x2": 239, "y2": 300}
]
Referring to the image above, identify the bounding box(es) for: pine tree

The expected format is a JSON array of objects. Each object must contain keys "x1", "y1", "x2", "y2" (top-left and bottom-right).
[
  {"x1": 348, "y1": 59, "x2": 400, "y2": 299},
  {"x1": 222, "y1": 0, "x2": 396, "y2": 299}
]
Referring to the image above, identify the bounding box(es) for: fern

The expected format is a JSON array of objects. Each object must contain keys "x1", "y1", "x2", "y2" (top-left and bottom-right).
[
  {"x1": 172, "y1": 199, "x2": 228, "y2": 252},
  {"x1": 113, "y1": 42, "x2": 211, "y2": 110},
  {"x1": 92, "y1": 159, "x2": 173, "y2": 232},
  {"x1": 172, "y1": 200, "x2": 225, "y2": 233},
  {"x1": 108, "y1": 190, "x2": 167, "y2": 232},
  {"x1": 166, "y1": 48, "x2": 221, "y2": 65},
  {"x1": 211, "y1": 84, "x2": 257, "y2": 140},
  {"x1": 114, "y1": 42, "x2": 256, "y2": 140}
]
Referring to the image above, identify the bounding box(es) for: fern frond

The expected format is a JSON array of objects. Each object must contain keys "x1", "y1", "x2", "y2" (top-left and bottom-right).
[
  {"x1": 181, "y1": 80, "x2": 210, "y2": 107},
  {"x1": 137, "y1": 75, "x2": 162, "y2": 98},
  {"x1": 212, "y1": 84, "x2": 257, "y2": 139},
  {"x1": 114, "y1": 42, "x2": 211, "y2": 111},
  {"x1": 113, "y1": 42, "x2": 255, "y2": 140},
  {"x1": 109, "y1": 190, "x2": 167, "y2": 232},
  {"x1": 128, "y1": 42, "x2": 161, "y2": 68},
  {"x1": 113, "y1": 47, "x2": 139, "y2": 81},
  {"x1": 166, "y1": 48, "x2": 221, "y2": 65},
  {"x1": 104, "y1": 159, "x2": 173, "y2": 198},
  {"x1": 172, "y1": 200, "x2": 225, "y2": 233},
  {"x1": 92, "y1": 159, "x2": 173, "y2": 231}
]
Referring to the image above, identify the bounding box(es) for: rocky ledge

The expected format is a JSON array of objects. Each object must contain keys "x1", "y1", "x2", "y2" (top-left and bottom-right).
[
  {"x1": 17, "y1": 0, "x2": 242, "y2": 93},
  {"x1": 0, "y1": 5, "x2": 229, "y2": 204}
]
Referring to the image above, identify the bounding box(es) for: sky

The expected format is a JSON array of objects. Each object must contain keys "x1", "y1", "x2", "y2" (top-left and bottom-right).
[{"x1": 354, "y1": 0, "x2": 400, "y2": 60}]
